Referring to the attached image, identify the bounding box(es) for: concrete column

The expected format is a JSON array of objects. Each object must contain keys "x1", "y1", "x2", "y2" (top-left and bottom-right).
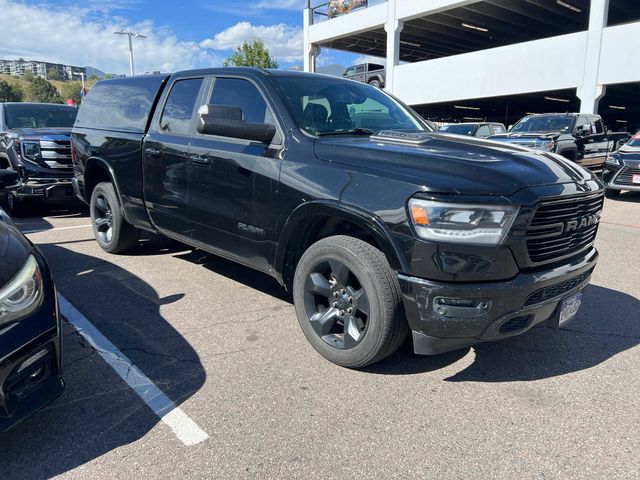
[
  {"x1": 303, "y1": 8, "x2": 319, "y2": 73},
  {"x1": 384, "y1": 0, "x2": 403, "y2": 93},
  {"x1": 577, "y1": 0, "x2": 609, "y2": 113}
]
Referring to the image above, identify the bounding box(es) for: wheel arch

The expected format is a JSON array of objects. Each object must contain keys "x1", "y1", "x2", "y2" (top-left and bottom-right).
[
  {"x1": 275, "y1": 200, "x2": 408, "y2": 289},
  {"x1": 84, "y1": 158, "x2": 126, "y2": 207}
]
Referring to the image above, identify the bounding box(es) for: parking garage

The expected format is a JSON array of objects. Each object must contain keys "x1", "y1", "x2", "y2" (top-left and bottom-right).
[{"x1": 304, "y1": 0, "x2": 640, "y2": 131}]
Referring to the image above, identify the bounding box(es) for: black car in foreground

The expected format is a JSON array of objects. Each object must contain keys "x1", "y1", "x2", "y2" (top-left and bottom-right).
[
  {"x1": 602, "y1": 132, "x2": 640, "y2": 197},
  {"x1": 72, "y1": 69, "x2": 602, "y2": 368},
  {"x1": 0, "y1": 169, "x2": 63, "y2": 432},
  {"x1": 0, "y1": 102, "x2": 78, "y2": 216}
]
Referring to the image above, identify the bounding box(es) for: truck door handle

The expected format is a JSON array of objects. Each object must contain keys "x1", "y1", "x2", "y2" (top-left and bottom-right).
[
  {"x1": 189, "y1": 155, "x2": 211, "y2": 166},
  {"x1": 145, "y1": 147, "x2": 162, "y2": 158}
]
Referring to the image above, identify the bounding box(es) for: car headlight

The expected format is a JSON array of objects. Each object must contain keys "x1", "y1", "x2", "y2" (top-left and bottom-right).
[
  {"x1": 20, "y1": 141, "x2": 41, "y2": 164},
  {"x1": 605, "y1": 154, "x2": 621, "y2": 167},
  {"x1": 534, "y1": 139, "x2": 555, "y2": 152},
  {"x1": 408, "y1": 199, "x2": 519, "y2": 245},
  {"x1": 0, "y1": 255, "x2": 43, "y2": 327}
]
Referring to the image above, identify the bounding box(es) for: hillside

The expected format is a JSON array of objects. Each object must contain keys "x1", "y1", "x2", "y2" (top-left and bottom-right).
[{"x1": 0, "y1": 74, "x2": 98, "y2": 103}]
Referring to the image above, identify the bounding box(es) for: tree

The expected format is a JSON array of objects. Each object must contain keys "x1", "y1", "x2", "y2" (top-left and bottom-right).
[
  {"x1": 223, "y1": 40, "x2": 278, "y2": 69},
  {"x1": 47, "y1": 67, "x2": 60, "y2": 80},
  {"x1": 59, "y1": 81, "x2": 83, "y2": 104},
  {"x1": 0, "y1": 80, "x2": 23, "y2": 102},
  {"x1": 26, "y1": 76, "x2": 63, "y2": 103}
]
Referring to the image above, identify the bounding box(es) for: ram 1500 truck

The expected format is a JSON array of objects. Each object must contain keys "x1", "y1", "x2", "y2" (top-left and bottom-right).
[
  {"x1": 71, "y1": 69, "x2": 603, "y2": 368},
  {"x1": 0, "y1": 102, "x2": 79, "y2": 216},
  {"x1": 489, "y1": 113, "x2": 630, "y2": 173}
]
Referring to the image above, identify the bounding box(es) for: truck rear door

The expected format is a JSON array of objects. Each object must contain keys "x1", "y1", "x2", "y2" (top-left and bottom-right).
[
  {"x1": 143, "y1": 75, "x2": 207, "y2": 239},
  {"x1": 187, "y1": 75, "x2": 282, "y2": 273}
]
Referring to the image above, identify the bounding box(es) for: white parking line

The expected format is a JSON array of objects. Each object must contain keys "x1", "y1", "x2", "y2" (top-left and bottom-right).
[
  {"x1": 58, "y1": 294, "x2": 209, "y2": 446},
  {"x1": 23, "y1": 224, "x2": 93, "y2": 234}
]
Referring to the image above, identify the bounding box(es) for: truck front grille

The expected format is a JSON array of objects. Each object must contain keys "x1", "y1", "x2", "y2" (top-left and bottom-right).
[
  {"x1": 614, "y1": 166, "x2": 640, "y2": 186},
  {"x1": 525, "y1": 193, "x2": 603, "y2": 264},
  {"x1": 524, "y1": 268, "x2": 594, "y2": 306},
  {"x1": 40, "y1": 140, "x2": 72, "y2": 169}
]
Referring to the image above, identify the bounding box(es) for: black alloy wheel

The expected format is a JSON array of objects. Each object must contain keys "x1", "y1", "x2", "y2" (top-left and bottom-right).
[
  {"x1": 303, "y1": 259, "x2": 370, "y2": 350},
  {"x1": 93, "y1": 191, "x2": 114, "y2": 245}
]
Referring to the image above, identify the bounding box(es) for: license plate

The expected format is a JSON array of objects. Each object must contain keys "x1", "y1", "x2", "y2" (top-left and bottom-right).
[
  {"x1": 633, "y1": 174, "x2": 640, "y2": 184},
  {"x1": 559, "y1": 292, "x2": 582, "y2": 327}
]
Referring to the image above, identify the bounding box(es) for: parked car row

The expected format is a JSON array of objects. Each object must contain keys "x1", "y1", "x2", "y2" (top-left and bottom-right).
[{"x1": 438, "y1": 113, "x2": 632, "y2": 173}]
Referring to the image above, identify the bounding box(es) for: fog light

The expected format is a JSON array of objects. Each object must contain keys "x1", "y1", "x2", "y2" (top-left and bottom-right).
[
  {"x1": 433, "y1": 297, "x2": 492, "y2": 319},
  {"x1": 17, "y1": 348, "x2": 48, "y2": 374}
]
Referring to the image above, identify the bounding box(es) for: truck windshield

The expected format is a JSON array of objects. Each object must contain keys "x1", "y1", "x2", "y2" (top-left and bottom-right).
[
  {"x1": 270, "y1": 74, "x2": 431, "y2": 135},
  {"x1": 510, "y1": 115, "x2": 574, "y2": 134},
  {"x1": 440, "y1": 124, "x2": 476, "y2": 135},
  {"x1": 4, "y1": 104, "x2": 77, "y2": 129}
]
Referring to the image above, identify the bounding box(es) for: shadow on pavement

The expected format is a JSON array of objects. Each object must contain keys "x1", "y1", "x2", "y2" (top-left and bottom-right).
[
  {"x1": 611, "y1": 191, "x2": 640, "y2": 203},
  {"x1": 0, "y1": 241, "x2": 206, "y2": 479},
  {"x1": 367, "y1": 284, "x2": 640, "y2": 380}
]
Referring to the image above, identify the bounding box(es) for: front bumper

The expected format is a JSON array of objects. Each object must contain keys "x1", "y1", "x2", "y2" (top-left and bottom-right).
[
  {"x1": 400, "y1": 248, "x2": 598, "y2": 355},
  {"x1": 0, "y1": 262, "x2": 64, "y2": 432},
  {"x1": 17, "y1": 177, "x2": 77, "y2": 204}
]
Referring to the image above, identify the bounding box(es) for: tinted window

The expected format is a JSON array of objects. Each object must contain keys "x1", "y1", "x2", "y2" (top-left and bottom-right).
[
  {"x1": 74, "y1": 76, "x2": 166, "y2": 133},
  {"x1": 628, "y1": 132, "x2": 640, "y2": 147},
  {"x1": 476, "y1": 125, "x2": 491, "y2": 137},
  {"x1": 160, "y1": 78, "x2": 203, "y2": 135},
  {"x1": 209, "y1": 78, "x2": 273, "y2": 124},
  {"x1": 440, "y1": 124, "x2": 476, "y2": 135},
  {"x1": 591, "y1": 117, "x2": 604, "y2": 134},
  {"x1": 5, "y1": 104, "x2": 77, "y2": 129},
  {"x1": 511, "y1": 115, "x2": 575, "y2": 133}
]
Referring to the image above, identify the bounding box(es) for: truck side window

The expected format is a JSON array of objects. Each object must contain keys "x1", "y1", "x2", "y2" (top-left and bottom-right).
[
  {"x1": 160, "y1": 78, "x2": 203, "y2": 135},
  {"x1": 209, "y1": 78, "x2": 274, "y2": 125},
  {"x1": 592, "y1": 117, "x2": 604, "y2": 134},
  {"x1": 476, "y1": 125, "x2": 491, "y2": 137},
  {"x1": 575, "y1": 116, "x2": 591, "y2": 135}
]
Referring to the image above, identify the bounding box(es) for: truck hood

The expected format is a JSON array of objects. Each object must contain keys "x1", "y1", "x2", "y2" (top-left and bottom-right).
[
  {"x1": 313, "y1": 132, "x2": 591, "y2": 196},
  {"x1": 9, "y1": 127, "x2": 72, "y2": 141},
  {"x1": 0, "y1": 208, "x2": 31, "y2": 287}
]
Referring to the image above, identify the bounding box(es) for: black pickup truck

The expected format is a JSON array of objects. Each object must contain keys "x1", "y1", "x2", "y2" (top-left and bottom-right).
[
  {"x1": 0, "y1": 102, "x2": 79, "y2": 216},
  {"x1": 489, "y1": 113, "x2": 630, "y2": 172},
  {"x1": 71, "y1": 69, "x2": 602, "y2": 368}
]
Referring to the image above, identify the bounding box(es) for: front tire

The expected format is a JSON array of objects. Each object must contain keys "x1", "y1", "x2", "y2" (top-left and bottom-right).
[
  {"x1": 90, "y1": 182, "x2": 139, "y2": 253},
  {"x1": 4, "y1": 193, "x2": 34, "y2": 217},
  {"x1": 293, "y1": 235, "x2": 407, "y2": 368}
]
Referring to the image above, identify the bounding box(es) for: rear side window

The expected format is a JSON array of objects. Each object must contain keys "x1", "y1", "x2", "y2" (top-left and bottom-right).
[
  {"x1": 159, "y1": 78, "x2": 204, "y2": 135},
  {"x1": 74, "y1": 76, "x2": 166, "y2": 133}
]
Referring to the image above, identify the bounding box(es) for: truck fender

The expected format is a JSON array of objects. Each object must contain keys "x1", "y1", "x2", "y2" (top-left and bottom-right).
[
  {"x1": 84, "y1": 157, "x2": 130, "y2": 222},
  {"x1": 274, "y1": 200, "x2": 409, "y2": 284}
]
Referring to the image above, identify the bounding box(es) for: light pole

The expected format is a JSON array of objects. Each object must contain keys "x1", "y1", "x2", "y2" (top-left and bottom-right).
[{"x1": 113, "y1": 30, "x2": 147, "y2": 76}]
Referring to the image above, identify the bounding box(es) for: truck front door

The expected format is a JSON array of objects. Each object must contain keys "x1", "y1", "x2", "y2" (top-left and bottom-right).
[
  {"x1": 143, "y1": 76, "x2": 205, "y2": 239},
  {"x1": 187, "y1": 76, "x2": 282, "y2": 273}
]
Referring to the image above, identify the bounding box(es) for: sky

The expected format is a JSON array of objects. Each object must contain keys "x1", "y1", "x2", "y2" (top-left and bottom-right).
[{"x1": 0, "y1": 0, "x2": 371, "y2": 75}]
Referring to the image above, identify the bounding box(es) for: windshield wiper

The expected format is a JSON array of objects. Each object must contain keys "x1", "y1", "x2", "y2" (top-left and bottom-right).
[{"x1": 316, "y1": 128, "x2": 375, "y2": 136}]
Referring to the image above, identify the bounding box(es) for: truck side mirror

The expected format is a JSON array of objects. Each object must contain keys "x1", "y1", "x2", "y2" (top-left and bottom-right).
[
  {"x1": 507, "y1": 125, "x2": 513, "y2": 131},
  {"x1": 0, "y1": 169, "x2": 20, "y2": 193},
  {"x1": 197, "y1": 104, "x2": 276, "y2": 144}
]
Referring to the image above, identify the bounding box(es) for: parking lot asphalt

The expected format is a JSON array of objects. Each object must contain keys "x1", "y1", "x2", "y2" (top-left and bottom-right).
[{"x1": 1, "y1": 194, "x2": 639, "y2": 480}]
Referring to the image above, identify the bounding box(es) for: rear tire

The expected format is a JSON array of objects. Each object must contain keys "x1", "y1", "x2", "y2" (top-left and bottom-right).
[
  {"x1": 90, "y1": 182, "x2": 139, "y2": 253},
  {"x1": 368, "y1": 79, "x2": 382, "y2": 88},
  {"x1": 605, "y1": 188, "x2": 621, "y2": 198},
  {"x1": 293, "y1": 235, "x2": 408, "y2": 368}
]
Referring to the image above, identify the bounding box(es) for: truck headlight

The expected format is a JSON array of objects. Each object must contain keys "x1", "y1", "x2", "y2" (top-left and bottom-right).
[
  {"x1": 408, "y1": 199, "x2": 519, "y2": 245},
  {"x1": 534, "y1": 139, "x2": 555, "y2": 152},
  {"x1": 0, "y1": 255, "x2": 43, "y2": 327},
  {"x1": 20, "y1": 141, "x2": 41, "y2": 163}
]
